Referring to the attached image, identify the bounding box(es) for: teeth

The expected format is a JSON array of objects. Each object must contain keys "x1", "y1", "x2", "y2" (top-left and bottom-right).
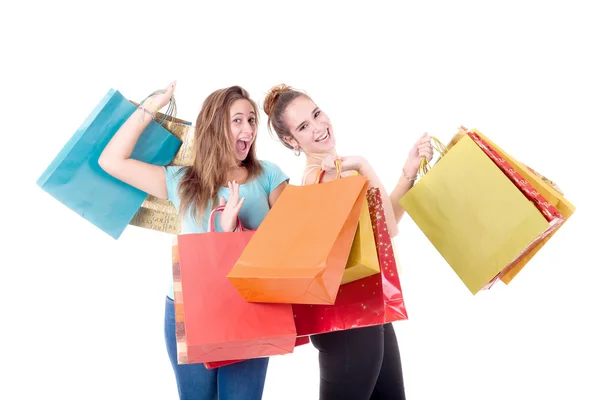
[{"x1": 316, "y1": 131, "x2": 329, "y2": 142}]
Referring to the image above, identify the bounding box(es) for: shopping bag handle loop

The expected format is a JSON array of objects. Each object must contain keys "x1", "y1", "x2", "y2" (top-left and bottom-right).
[
  {"x1": 314, "y1": 159, "x2": 342, "y2": 184},
  {"x1": 137, "y1": 89, "x2": 178, "y2": 126},
  {"x1": 208, "y1": 206, "x2": 244, "y2": 233},
  {"x1": 419, "y1": 136, "x2": 448, "y2": 176}
]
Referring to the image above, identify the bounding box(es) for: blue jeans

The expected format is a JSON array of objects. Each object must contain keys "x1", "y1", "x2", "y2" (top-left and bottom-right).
[{"x1": 164, "y1": 297, "x2": 269, "y2": 400}]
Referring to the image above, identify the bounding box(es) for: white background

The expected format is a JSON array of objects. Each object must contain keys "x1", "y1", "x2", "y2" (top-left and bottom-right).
[{"x1": 3, "y1": 0, "x2": 599, "y2": 399}]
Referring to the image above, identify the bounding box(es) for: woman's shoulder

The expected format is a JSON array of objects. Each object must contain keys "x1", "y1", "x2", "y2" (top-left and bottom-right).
[
  {"x1": 258, "y1": 159, "x2": 281, "y2": 170},
  {"x1": 256, "y1": 159, "x2": 287, "y2": 177},
  {"x1": 254, "y1": 160, "x2": 289, "y2": 192}
]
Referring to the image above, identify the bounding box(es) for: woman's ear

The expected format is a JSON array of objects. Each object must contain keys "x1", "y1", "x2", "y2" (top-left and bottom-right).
[{"x1": 283, "y1": 135, "x2": 299, "y2": 149}]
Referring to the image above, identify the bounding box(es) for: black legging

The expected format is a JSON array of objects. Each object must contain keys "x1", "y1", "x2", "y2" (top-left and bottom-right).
[{"x1": 310, "y1": 323, "x2": 406, "y2": 400}]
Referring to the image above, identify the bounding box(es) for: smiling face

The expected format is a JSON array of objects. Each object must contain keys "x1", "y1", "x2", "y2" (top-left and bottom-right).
[
  {"x1": 229, "y1": 99, "x2": 257, "y2": 161},
  {"x1": 281, "y1": 96, "x2": 336, "y2": 155}
]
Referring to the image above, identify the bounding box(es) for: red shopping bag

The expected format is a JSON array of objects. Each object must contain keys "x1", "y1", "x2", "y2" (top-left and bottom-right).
[
  {"x1": 175, "y1": 206, "x2": 297, "y2": 364},
  {"x1": 203, "y1": 337, "x2": 311, "y2": 370},
  {"x1": 293, "y1": 188, "x2": 408, "y2": 336}
]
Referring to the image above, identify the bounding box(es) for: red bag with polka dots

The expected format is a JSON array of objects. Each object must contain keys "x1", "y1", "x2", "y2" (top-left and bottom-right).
[{"x1": 293, "y1": 188, "x2": 408, "y2": 336}]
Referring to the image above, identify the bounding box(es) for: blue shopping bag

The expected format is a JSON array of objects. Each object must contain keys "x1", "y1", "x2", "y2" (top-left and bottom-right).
[{"x1": 37, "y1": 89, "x2": 182, "y2": 239}]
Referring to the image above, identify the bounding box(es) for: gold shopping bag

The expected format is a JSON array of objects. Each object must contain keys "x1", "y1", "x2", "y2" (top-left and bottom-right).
[
  {"x1": 342, "y1": 199, "x2": 380, "y2": 284},
  {"x1": 128, "y1": 105, "x2": 196, "y2": 234}
]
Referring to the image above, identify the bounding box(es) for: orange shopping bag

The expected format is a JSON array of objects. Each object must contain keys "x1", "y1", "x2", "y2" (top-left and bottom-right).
[
  {"x1": 293, "y1": 187, "x2": 408, "y2": 335},
  {"x1": 227, "y1": 165, "x2": 369, "y2": 305}
]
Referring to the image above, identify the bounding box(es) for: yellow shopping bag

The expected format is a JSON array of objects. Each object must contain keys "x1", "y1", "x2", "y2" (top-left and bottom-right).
[
  {"x1": 399, "y1": 130, "x2": 569, "y2": 294},
  {"x1": 342, "y1": 199, "x2": 380, "y2": 284}
]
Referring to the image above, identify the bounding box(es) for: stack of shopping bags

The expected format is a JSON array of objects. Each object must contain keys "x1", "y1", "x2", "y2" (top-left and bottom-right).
[
  {"x1": 36, "y1": 88, "x2": 194, "y2": 239},
  {"x1": 173, "y1": 167, "x2": 408, "y2": 366},
  {"x1": 225, "y1": 168, "x2": 408, "y2": 334},
  {"x1": 37, "y1": 88, "x2": 573, "y2": 367},
  {"x1": 128, "y1": 109, "x2": 196, "y2": 235},
  {"x1": 36, "y1": 88, "x2": 409, "y2": 367},
  {"x1": 399, "y1": 126, "x2": 575, "y2": 294}
]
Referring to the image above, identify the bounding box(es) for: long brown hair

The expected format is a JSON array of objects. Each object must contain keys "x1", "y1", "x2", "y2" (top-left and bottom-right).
[
  {"x1": 178, "y1": 86, "x2": 263, "y2": 222},
  {"x1": 263, "y1": 84, "x2": 309, "y2": 150}
]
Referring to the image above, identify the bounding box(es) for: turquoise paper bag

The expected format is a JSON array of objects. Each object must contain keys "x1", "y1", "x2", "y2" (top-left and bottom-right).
[{"x1": 37, "y1": 89, "x2": 182, "y2": 239}]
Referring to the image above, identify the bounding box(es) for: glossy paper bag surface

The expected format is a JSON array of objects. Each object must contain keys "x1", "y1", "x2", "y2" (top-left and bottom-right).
[
  {"x1": 176, "y1": 232, "x2": 297, "y2": 364},
  {"x1": 130, "y1": 195, "x2": 180, "y2": 234},
  {"x1": 203, "y1": 337, "x2": 311, "y2": 370},
  {"x1": 227, "y1": 176, "x2": 369, "y2": 305},
  {"x1": 293, "y1": 188, "x2": 408, "y2": 335},
  {"x1": 342, "y1": 199, "x2": 380, "y2": 284}
]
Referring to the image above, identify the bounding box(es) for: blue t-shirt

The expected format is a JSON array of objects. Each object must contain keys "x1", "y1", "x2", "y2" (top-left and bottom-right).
[{"x1": 164, "y1": 160, "x2": 289, "y2": 298}]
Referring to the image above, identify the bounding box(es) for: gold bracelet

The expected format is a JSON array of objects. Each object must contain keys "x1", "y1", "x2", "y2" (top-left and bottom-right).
[
  {"x1": 402, "y1": 169, "x2": 417, "y2": 182},
  {"x1": 143, "y1": 101, "x2": 159, "y2": 114}
]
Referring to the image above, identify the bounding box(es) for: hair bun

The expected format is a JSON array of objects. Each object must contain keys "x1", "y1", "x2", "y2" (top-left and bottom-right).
[{"x1": 263, "y1": 84, "x2": 292, "y2": 118}]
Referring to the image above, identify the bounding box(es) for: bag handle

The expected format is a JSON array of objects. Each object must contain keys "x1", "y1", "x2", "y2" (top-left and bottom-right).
[
  {"x1": 137, "y1": 89, "x2": 178, "y2": 127},
  {"x1": 418, "y1": 137, "x2": 448, "y2": 176},
  {"x1": 129, "y1": 100, "x2": 189, "y2": 125},
  {"x1": 314, "y1": 159, "x2": 342, "y2": 184},
  {"x1": 208, "y1": 206, "x2": 244, "y2": 233}
]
